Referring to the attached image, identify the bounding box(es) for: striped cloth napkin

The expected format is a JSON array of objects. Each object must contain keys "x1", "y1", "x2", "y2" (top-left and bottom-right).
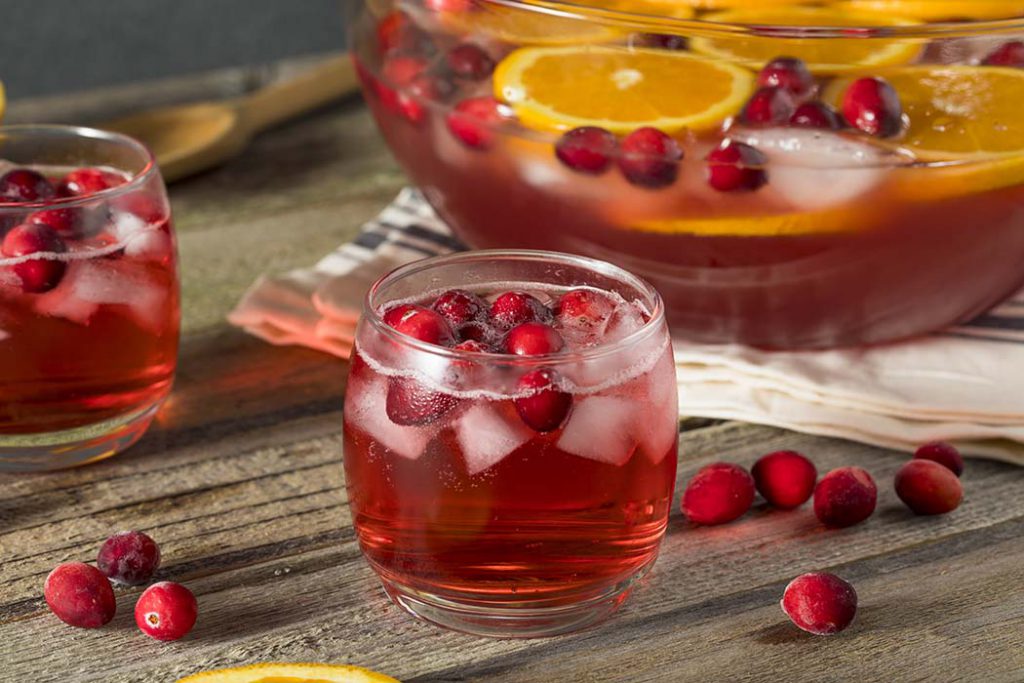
[{"x1": 229, "y1": 189, "x2": 1024, "y2": 465}]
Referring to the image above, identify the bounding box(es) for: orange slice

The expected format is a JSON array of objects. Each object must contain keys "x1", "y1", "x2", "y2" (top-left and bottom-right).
[
  {"x1": 629, "y1": 207, "x2": 872, "y2": 236},
  {"x1": 682, "y1": 0, "x2": 813, "y2": 7},
  {"x1": 578, "y1": 0, "x2": 695, "y2": 19},
  {"x1": 177, "y1": 663, "x2": 400, "y2": 683},
  {"x1": 837, "y1": 0, "x2": 1024, "y2": 20},
  {"x1": 493, "y1": 46, "x2": 754, "y2": 134},
  {"x1": 690, "y1": 6, "x2": 922, "y2": 72},
  {"x1": 440, "y1": 3, "x2": 622, "y2": 45}
]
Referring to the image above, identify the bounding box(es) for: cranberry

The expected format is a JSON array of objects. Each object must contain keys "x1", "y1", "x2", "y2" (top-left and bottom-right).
[
  {"x1": 401, "y1": 71, "x2": 455, "y2": 123},
  {"x1": 382, "y1": 55, "x2": 426, "y2": 86},
  {"x1": 445, "y1": 43, "x2": 495, "y2": 80},
  {"x1": 789, "y1": 101, "x2": 841, "y2": 130},
  {"x1": 982, "y1": 40, "x2": 1024, "y2": 67},
  {"x1": 555, "y1": 126, "x2": 618, "y2": 174},
  {"x1": 739, "y1": 86, "x2": 797, "y2": 126},
  {"x1": 503, "y1": 322, "x2": 565, "y2": 356},
  {"x1": 454, "y1": 339, "x2": 491, "y2": 352},
  {"x1": 781, "y1": 572, "x2": 858, "y2": 636},
  {"x1": 813, "y1": 466, "x2": 877, "y2": 528},
  {"x1": 752, "y1": 450, "x2": 818, "y2": 509},
  {"x1": 446, "y1": 96, "x2": 507, "y2": 149},
  {"x1": 757, "y1": 57, "x2": 814, "y2": 98},
  {"x1": 135, "y1": 581, "x2": 198, "y2": 641},
  {"x1": 382, "y1": 303, "x2": 455, "y2": 346},
  {"x1": 681, "y1": 462, "x2": 756, "y2": 525},
  {"x1": 489, "y1": 291, "x2": 549, "y2": 329},
  {"x1": 913, "y1": 441, "x2": 964, "y2": 477},
  {"x1": 842, "y1": 77, "x2": 903, "y2": 138},
  {"x1": 456, "y1": 320, "x2": 495, "y2": 343},
  {"x1": 617, "y1": 127, "x2": 682, "y2": 188},
  {"x1": 514, "y1": 368, "x2": 572, "y2": 432},
  {"x1": 44, "y1": 562, "x2": 116, "y2": 629},
  {"x1": 386, "y1": 377, "x2": 460, "y2": 426},
  {"x1": 56, "y1": 168, "x2": 125, "y2": 197},
  {"x1": 706, "y1": 140, "x2": 767, "y2": 192},
  {"x1": 0, "y1": 168, "x2": 56, "y2": 202},
  {"x1": 894, "y1": 459, "x2": 963, "y2": 515},
  {"x1": 30, "y1": 206, "x2": 105, "y2": 239},
  {"x1": 2, "y1": 223, "x2": 68, "y2": 293},
  {"x1": 555, "y1": 288, "x2": 615, "y2": 325},
  {"x1": 431, "y1": 288, "x2": 486, "y2": 328},
  {"x1": 97, "y1": 530, "x2": 161, "y2": 586},
  {"x1": 426, "y1": 0, "x2": 473, "y2": 11}
]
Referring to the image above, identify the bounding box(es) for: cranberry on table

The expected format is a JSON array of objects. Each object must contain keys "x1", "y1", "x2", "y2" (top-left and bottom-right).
[
  {"x1": 813, "y1": 466, "x2": 877, "y2": 528},
  {"x1": 555, "y1": 126, "x2": 618, "y2": 174},
  {"x1": 135, "y1": 581, "x2": 198, "y2": 641},
  {"x1": 97, "y1": 530, "x2": 161, "y2": 586},
  {"x1": 2, "y1": 223, "x2": 68, "y2": 293},
  {"x1": 44, "y1": 562, "x2": 116, "y2": 629},
  {"x1": 514, "y1": 368, "x2": 572, "y2": 432},
  {"x1": 681, "y1": 462, "x2": 756, "y2": 525},
  {"x1": 781, "y1": 572, "x2": 858, "y2": 636},
  {"x1": 706, "y1": 140, "x2": 767, "y2": 192},
  {"x1": 446, "y1": 96, "x2": 507, "y2": 150},
  {"x1": 894, "y1": 459, "x2": 963, "y2": 515},
  {"x1": 0, "y1": 168, "x2": 56, "y2": 202},
  {"x1": 752, "y1": 450, "x2": 818, "y2": 509},
  {"x1": 982, "y1": 40, "x2": 1024, "y2": 67},
  {"x1": 617, "y1": 127, "x2": 683, "y2": 188},
  {"x1": 739, "y1": 86, "x2": 797, "y2": 126},
  {"x1": 789, "y1": 101, "x2": 841, "y2": 130},
  {"x1": 56, "y1": 167, "x2": 125, "y2": 197},
  {"x1": 842, "y1": 77, "x2": 903, "y2": 138},
  {"x1": 757, "y1": 56, "x2": 814, "y2": 98},
  {"x1": 386, "y1": 376, "x2": 461, "y2": 426},
  {"x1": 431, "y1": 288, "x2": 487, "y2": 328},
  {"x1": 445, "y1": 43, "x2": 495, "y2": 80},
  {"x1": 555, "y1": 288, "x2": 615, "y2": 326},
  {"x1": 489, "y1": 291, "x2": 549, "y2": 329},
  {"x1": 913, "y1": 441, "x2": 964, "y2": 477},
  {"x1": 382, "y1": 303, "x2": 455, "y2": 346},
  {"x1": 503, "y1": 322, "x2": 565, "y2": 356}
]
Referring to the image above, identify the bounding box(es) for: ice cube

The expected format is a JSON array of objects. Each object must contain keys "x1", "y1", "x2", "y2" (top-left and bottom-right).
[
  {"x1": 344, "y1": 374, "x2": 436, "y2": 460},
  {"x1": 33, "y1": 263, "x2": 100, "y2": 324},
  {"x1": 454, "y1": 401, "x2": 534, "y2": 475},
  {"x1": 124, "y1": 229, "x2": 173, "y2": 263},
  {"x1": 110, "y1": 210, "x2": 148, "y2": 242},
  {"x1": 557, "y1": 395, "x2": 639, "y2": 466},
  {"x1": 67, "y1": 260, "x2": 168, "y2": 333},
  {"x1": 601, "y1": 300, "x2": 646, "y2": 344},
  {"x1": 633, "y1": 354, "x2": 679, "y2": 464}
]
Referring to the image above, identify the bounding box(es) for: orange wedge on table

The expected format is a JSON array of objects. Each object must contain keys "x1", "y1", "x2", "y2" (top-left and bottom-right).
[
  {"x1": 836, "y1": 0, "x2": 1024, "y2": 20},
  {"x1": 177, "y1": 662, "x2": 400, "y2": 683}
]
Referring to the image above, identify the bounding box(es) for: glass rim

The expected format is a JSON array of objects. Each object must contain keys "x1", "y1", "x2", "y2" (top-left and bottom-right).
[
  {"x1": 0, "y1": 124, "x2": 160, "y2": 212},
  {"x1": 363, "y1": 248, "x2": 667, "y2": 365}
]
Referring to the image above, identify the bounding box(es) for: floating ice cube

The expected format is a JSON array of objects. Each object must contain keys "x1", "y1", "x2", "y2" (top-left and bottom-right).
[
  {"x1": 344, "y1": 374, "x2": 435, "y2": 460},
  {"x1": 124, "y1": 229, "x2": 173, "y2": 263},
  {"x1": 601, "y1": 300, "x2": 646, "y2": 344},
  {"x1": 557, "y1": 395, "x2": 639, "y2": 466},
  {"x1": 110, "y1": 210, "x2": 149, "y2": 242},
  {"x1": 633, "y1": 354, "x2": 679, "y2": 464},
  {"x1": 455, "y1": 401, "x2": 534, "y2": 475},
  {"x1": 65, "y1": 260, "x2": 168, "y2": 333},
  {"x1": 32, "y1": 263, "x2": 99, "y2": 324}
]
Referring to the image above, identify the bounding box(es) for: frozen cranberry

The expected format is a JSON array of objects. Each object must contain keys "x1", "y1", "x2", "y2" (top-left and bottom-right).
[
  {"x1": 97, "y1": 530, "x2": 161, "y2": 586},
  {"x1": 757, "y1": 57, "x2": 814, "y2": 98},
  {"x1": 0, "y1": 168, "x2": 56, "y2": 202},
  {"x1": 617, "y1": 127, "x2": 682, "y2": 188},
  {"x1": 739, "y1": 86, "x2": 796, "y2": 126},
  {"x1": 555, "y1": 126, "x2": 617, "y2": 174},
  {"x1": 135, "y1": 581, "x2": 198, "y2": 641},
  {"x1": 382, "y1": 303, "x2": 455, "y2": 346},
  {"x1": 681, "y1": 462, "x2": 756, "y2": 525},
  {"x1": 454, "y1": 339, "x2": 491, "y2": 353},
  {"x1": 789, "y1": 101, "x2": 841, "y2": 130},
  {"x1": 386, "y1": 377, "x2": 460, "y2": 426},
  {"x1": 2, "y1": 223, "x2": 68, "y2": 293},
  {"x1": 982, "y1": 40, "x2": 1024, "y2": 67},
  {"x1": 894, "y1": 459, "x2": 963, "y2": 515},
  {"x1": 446, "y1": 96, "x2": 507, "y2": 149},
  {"x1": 503, "y1": 322, "x2": 565, "y2": 356},
  {"x1": 555, "y1": 288, "x2": 615, "y2": 325},
  {"x1": 913, "y1": 441, "x2": 964, "y2": 477},
  {"x1": 514, "y1": 368, "x2": 572, "y2": 432},
  {"x1": 842, "y1": 77, "x2": 903, "y2": 138},
  {"x1": 706, "y1": 140, "x2": 767, "y2": 192},
  {"x1": 432, "y1": 288, "x2": 486, "y2": 328},
  {"x1": 44, "y1": 562, "x2": 116, "y2": 628},
  {"x1": 489, "y1": 291, "x2": 549, "y2": 329},
  {"x1": 445, "y1": 43, "x2": 495, "y2": 80},
  {"x1": 752, "y1": 450, "x2": 818, "y2": 509},
  {"x1": 56, "y1": 168, "x2": 125, "y2": 197},
  {"x1": 813, "y1": 466, "x2": 877, "y2": 528},
  {"x1": 30, "y1": 206, "x2": 105, "y2": 239},
  {"x1": 781, "y1": 572, "x2": 857, "y2": 636}
]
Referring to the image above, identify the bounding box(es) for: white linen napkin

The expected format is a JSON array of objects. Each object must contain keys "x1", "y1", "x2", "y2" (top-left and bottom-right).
[{"x1": 229, "y1": 189, "x2": 1024, "y2": 465}]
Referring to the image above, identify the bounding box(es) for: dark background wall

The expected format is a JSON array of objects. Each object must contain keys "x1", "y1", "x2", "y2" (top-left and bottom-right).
[{"x1": 1, "y1": 0, "x2": 348, "y2": 100}]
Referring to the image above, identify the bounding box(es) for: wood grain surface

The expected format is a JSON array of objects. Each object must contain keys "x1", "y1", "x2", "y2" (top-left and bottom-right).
[{"x1": 1, "y1": 58, "x2": 1022, "y2": 683}]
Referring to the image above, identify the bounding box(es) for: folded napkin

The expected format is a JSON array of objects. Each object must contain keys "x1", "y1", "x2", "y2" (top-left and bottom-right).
[{"x1": 229, "y1": 189, "x2": 1024, "y2": 465}]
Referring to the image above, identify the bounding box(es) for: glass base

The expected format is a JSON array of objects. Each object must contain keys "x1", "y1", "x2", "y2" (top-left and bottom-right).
[{"x1": 0, "y1": 402, "x2": 162, "y2": 472}]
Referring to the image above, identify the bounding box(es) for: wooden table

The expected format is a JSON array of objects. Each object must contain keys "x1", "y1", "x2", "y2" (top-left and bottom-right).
[{"x1": 2, "y1": 58, "x2": 1023, "y2": 683}]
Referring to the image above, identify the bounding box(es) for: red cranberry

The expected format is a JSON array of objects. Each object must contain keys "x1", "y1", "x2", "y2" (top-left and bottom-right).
[
  {"x1": 135, "y1": 581, "x2": 198, "y2": 641},
  {"x1": 426, "y1": 0, "x2": 473, "y2": 11},
  {"x1": 813, "y1": 466, "x2": 877, "y2": 528},
  {"x1": 757, "y1": 56, "x2": 814, "y2": 98},
  {"x1": 30, "y1": 206, "x2": 105, "y2": 239},
  {"x1": 432, "y1": 288, "x2": 486, "y2": 328},
  {"x1": 894, "y1": 459, "x2": 963, "y2": 515},
  {"x1": 739, "y1": 86, "x2": 797, "y2": 126},
  {"x1": 789, "y1": 101, "x2": 841, "y2": 130},
  {"x1": 555, "y1": 288, "x2": 615, "y2": 325},
  {"x1": 752, "y1": 450, "x2": 818, "y2": 509},
  {"x1": 2, "y1": 223, "x2": 68, "y2": 293},
  {"x1": 445, "y1": 43, "x2": 495, "y2": 80},
  {"x1": 503, "y1": 322, "x2": 565, "y2": 356},
  {"x1": 982, "y1": 40, "x2": 1024, "y2": 66},
  {"x1": 555, "y1": 126, "x2": 618, "y2": 174},
  {"x1": 56, "y1": 168, "x2": 125, "y2": 197},
  {"x1": 842, "y1": 77, "x2": 903, "y2": 138},
  {"x1": 446, "y1": 96, "x2": 507, "y2": 149},
  {"x1": 44, "y1": 562, "x2": 116, "y2": 629},
  {"x1": 0, "y1": 168, "x2": 56, "y2": 202},
  {"x1": 913, "y1": 441, "x2": 964, "y2": 477},
  {"x1": 401, "y1": 71, "x2": 455, "y2": 123},
  {"x1": 514, "y1": 368, "x2": 572, "y2": 432},
  {"x1": 706, "y1": 140, "x2": 767, "y2": 192},
  {"x1": 489, "y1": 291, "x2": 549, "y2": 329},
  {"x1": 681, "y1": 462, "x2": 756, "y2": 525},
  {"x1": 97, "y1": 530, "x2": 161, "y2": 586},
  {"x1": 781, "y1": 572, "x2": 858, "y2": 636},
  {"x1": 386, "y1": 377, "x2": 460, "y2": 426},
  {"x1": 382, "y1": 55, "x2": 426, "y2": 86},
  {"x1": 382, "y1": 303, "x2": 455, "y2": 346},
  {"x1": 617, "y1": 127, "x2": 682, "y2": 188},
  {"x1": 454, "y1": 339, "x2": 491, "y2": 352},
  {"x1": 456, "y1": 320, "x2": 495, "y2": 343}
]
